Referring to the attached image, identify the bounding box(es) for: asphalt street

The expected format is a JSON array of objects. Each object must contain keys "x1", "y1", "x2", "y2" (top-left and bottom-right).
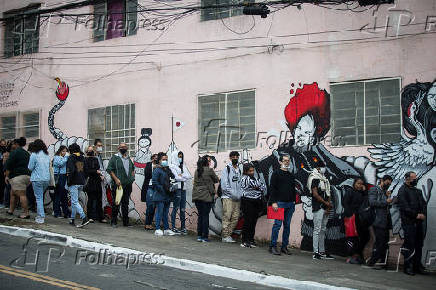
[{"x1": 0, "y1": 233, "x2": 274, "y2": 290}]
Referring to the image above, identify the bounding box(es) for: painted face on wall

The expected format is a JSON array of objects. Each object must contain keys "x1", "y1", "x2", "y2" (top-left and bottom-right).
[
  {"x1": 138, "y1": 138, "x2": 150, "y2": 150},
  {"x1": 293, "y1": 114, "x2": 316, "y2": 148},
  {"x1": 427, "y1": 83, "x2": 436, "y2": 111}
]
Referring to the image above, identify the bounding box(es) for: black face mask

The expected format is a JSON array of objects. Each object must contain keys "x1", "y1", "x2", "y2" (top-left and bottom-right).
[
  {"x1": 87, "y1": 151, "x2": 94, "y2": 156},
  {"x1": 410, "y1": 180, "x2": 418, "y2": 187},
  {"x1": 382, "y1": 184, "x2": 390, "y2": 190},
  {"x1": 119, "y1": 148, "x2": 127, "y2": 155},
  {"x1": 231, "y1": 159, "x2": 238, "y2": 165}
]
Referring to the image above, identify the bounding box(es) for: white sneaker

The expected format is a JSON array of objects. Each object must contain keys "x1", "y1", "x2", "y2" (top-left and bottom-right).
[
  {"x1": 164, "y1": 229, "x2": 176, "y2": 236},
  {"x1": 35, "y1": 216, "x2": 45, "y2": 224},
  {"x1": 154, "y1": 229, "x2": 164, "y2": 236},
  {"x1": 222, "y1": 236, "x2": 236, "y2": 243}
]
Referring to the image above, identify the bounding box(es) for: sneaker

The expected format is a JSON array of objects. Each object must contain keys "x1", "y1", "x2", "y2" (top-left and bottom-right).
[
  {"x1": 281, "y1": 248, "x2": 292, "y2": 255},
  {"x1": 197, "y1": 236, "x2": 203, "y2": 242},
  {"x1": 240, "y1": 242, "x2": 251, "y2": 248},
  {"x1": 164, "y1": 229, "x2": 176, "y2": 236},
  {"x1": 111, "y1": 223, "x2": 118, "y2": 228},
  {"x1": 77, "y1": 217, "x2": 90, "y2": 228},
  {"x1": 250, "y1": 241, "x2": 257, "y2": 248},
  {"x1": 201, "y1": 239, "x2": 210, "y2": 243},
  {"x1": 320, "y1": 253, "x2": 334, "y2": 260},
  {"x1": 180, "y1": 229, "x2": 188, "y2": 235},
  {"x1": 69, "y1": 219, "x2": 76, "y2": 226},
  {"x1": 270, "y1": 247, "x2": 281, "y2": 255},
  {"x1": 89, "y1": 219, "x2": 95, "y2": 223},
  {"x1": 313, "y1": 252, "x2": 322, "y2": 260},
  {"x1": 170, "y1": 228, "x2": 182, "y2": 235},
  {"x1": 35, "y1": 216, "x2": 45, "y2": 224},
  {"x1": 222, "y1": 236, "x2": 236, "y2": 243},
  {"x1": 0, "y1": 204, "x2": 5, "y2": 209},
  {"x1": 155, "y1": 229, "x2": 164, "y2": 236}
]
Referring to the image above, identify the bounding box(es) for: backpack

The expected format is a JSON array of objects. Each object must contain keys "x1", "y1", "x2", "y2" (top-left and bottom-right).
[{"x1": 358, "y1": 194, "x2": 375, "y2": 227}]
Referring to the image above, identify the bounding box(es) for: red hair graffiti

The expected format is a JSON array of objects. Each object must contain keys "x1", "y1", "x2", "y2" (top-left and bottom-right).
[{"x1": 284, "y1": 82, "x2": 330, "y2": 139}]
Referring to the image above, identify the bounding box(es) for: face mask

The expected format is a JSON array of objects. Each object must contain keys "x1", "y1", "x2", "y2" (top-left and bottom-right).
[
  {"x1": 382, "y1": 184, "x2": 390, "y2": 190},
  {"x1": 161, "y1": 160, "x2": 168, "y2": 167},
  {"x1": 96, "y1": 147, "x2": 103, "y2": 152},
  {"x1": 410, "y1": 180, "x2": 418, "y2": 187},
  {"x1": 281, "y1": 164, "x2": 290, "y2": 169},
  {"x1": 231, "y1": 159, "x2": 238, "y2": 165},
  {"x1": 178, "y1": 157, "x2": 183, "y2": 164},
  {"x1": 87, "y1": 151, "x2": 94, "y2": 156},
  {"x1": 119, "y1": 148, "x2": 127, "y2": 155}
]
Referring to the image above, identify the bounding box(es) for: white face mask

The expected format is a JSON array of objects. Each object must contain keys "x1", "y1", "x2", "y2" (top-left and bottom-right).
[
  {"x1": 320, "y1": 167, "x2": 326, "y2": 174},
  {"x1": 96, "y1": 147, "x2": 103, "y2": 152}
]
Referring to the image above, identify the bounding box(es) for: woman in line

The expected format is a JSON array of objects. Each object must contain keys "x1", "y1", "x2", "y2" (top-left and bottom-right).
[
  {"x1": 192, "y1": 155, "x2": 219, "y2": 242},
  {"x1": 53, "y1": 145, "x2": 70, "y2": 218},
  {"x1": 84, "y1": 145, "x2": 106, "y2": 223},
  {"x1": 240, "y1": 163, "x2": 266, "y2": 248},
  {"x1": 28, "y1": 139, "x2": 51, "y2": 223}
]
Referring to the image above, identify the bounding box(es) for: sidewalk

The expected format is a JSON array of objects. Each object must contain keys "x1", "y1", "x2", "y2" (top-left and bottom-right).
[{"x1": 0, "y1": 209, "x2": 434, "y2": 290}]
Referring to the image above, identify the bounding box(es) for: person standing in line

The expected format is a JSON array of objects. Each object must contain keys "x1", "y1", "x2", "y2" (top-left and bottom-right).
[
  {"x1": 308, "y1": 160, "x2": 334, "y2": 260},
  {"x1": 27, "y1": 139, "x2": 51, "y2": 223},
  {"x1": 240, "y1": 163, "x2": 266, "y2": 248},
  {"x1": 4, "y1": 137, "x2": 31, "y2": 218},
  {"x1": 152, "y1": 152, "x2": 176, "y2": 236},
  {"x1": 2, "y1": 141, "x2": 13, "y2": 209},
  {"x1": 106, "y1": 142, "x2": 135, "y2": 227},
  {"x1": 269, "y1": 154, "x2": 296, "y2": 256},
  {"x1": 0, "y1": 139, "x2": 6, "y2": 208},
  {"x1": 367, "y1": 175, "x2": 393, "y2": 269},
  {"x1": 94, "y1": 139, "x2": 111, "y2": 219},
  {"x1": 84, "y1": 145, "x2": 106, "y2": 223},
  {"x1": 192, "y1": 155, "x2": 219, "y2": 242},
  {"x1": 53, "y1": 145, "x2": 70, "y2": 218},
  {"x1": 398, "y1": 171, "x2": 428, "y2": 276},
  {"x1": 142, "y1": 154, "x2": 158, "y2": 230},
  {"x1": 66, "y1": 143, "x2": 90, "y2": 228},
  {"x1": 220, "y1": 151, "x2": 242, "y2": 243},
  {"x1": 170, "y1": 151, "x2": 192, "y2": 235}
]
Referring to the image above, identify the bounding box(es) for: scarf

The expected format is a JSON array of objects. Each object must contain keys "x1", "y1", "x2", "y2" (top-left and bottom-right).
[{"x1": 307, "y1": 168, "x2": 331, "y2": 197}]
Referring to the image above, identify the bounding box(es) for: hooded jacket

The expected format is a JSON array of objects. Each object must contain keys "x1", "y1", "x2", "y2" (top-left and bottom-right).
[
  {"x1": 169, "y1": 151, "x2": 191, "y2": 190},
  {"x1": 220, "y1": 164, "x2": 241, "y2": 200},
  {"x1": 66, "y1": 153, "x2": 86, "y2": 186}
]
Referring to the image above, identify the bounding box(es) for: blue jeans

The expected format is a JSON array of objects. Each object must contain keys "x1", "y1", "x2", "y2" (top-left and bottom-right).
[
  {"x1": 171, "y1": 189, "x2": 186, "y2": 230},
  {"x1": 54, "y1": 174, "x2": 69, "y2": 217},
  {"x1": 154, "y1": 201, "x2": 170, "y2": 230},
  {"x1": 145, "y1": 188, "x2": 156, "y2": 226},
  {"x1": 69, "y1": 185, "x2": 86, "y2": 219},
  {"x1": 32, "y1": 181, "x2": 49, "y2": 218},
  {"x1": 270, "y1": 201, "x2": 295, "y2": 249}
]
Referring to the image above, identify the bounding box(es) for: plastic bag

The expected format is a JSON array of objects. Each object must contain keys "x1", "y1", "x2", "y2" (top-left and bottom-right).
[{"x1": 115, "y1": 185, "x2": 123, "y2": 205}]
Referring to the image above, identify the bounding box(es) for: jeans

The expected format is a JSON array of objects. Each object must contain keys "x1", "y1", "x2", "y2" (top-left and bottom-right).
[
  {"x1": 32, "y1": 181, "x2": 49, "y2": 218},
  {"x1": 54, "y1": 174, "x2": 69, "y2": 217},
  {"x1": 111, "y1": 184, "x2": 132, "y2": 226},
  {"x1": 241, "y1": 198, "x2": 263, "y2": 244},
  {"x1": 195, "y1": 201, "x2": 212, "y2": 239},
  {"x1": 270, "y1": 201, "x2": 295, "y2": 248},
  {"x1": 313, "y1": 208, "x2": 329, "y2": 253},
  {"x1": 69, "y1": 185, "x2": 86, "y2": 219},
  {"x1": 222, "y1": 198, "x2": 241, "y2": 238},
  {"x1": 145, "y1": 188, "x2": 156, "y2": 226},
  {"x1": 154, "y1": 201, "x2": 170, "y2": 230},
  {"x1": 171, "y1": 189, "x2": 186, "y2": 230}
]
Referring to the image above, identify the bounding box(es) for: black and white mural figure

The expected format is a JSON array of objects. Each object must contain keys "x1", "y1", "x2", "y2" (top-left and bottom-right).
[{"x1": 134, "y1": 128, "x2": 152, "y2": 190}]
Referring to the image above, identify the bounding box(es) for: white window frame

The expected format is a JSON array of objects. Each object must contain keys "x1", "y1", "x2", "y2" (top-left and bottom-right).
[{"x1": 0, "y1": 110, "x2": 40, "y2": 141}]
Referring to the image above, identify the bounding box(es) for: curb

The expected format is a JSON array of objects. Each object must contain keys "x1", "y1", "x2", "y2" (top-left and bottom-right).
[{"x1": 0, "y1": 225, "x2": 351, "y2": 290}]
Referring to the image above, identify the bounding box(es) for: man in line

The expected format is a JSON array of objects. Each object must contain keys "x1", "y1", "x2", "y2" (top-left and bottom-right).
[
  {"x1": 269, "y1": 154, "x2": 296, "y2": 255},
  {"x1": 398, "y1": 171, "x2": 428, "y2": 276},
  {"x1": 106, "y1": 143, "x2": 135, "y2": 227},
  {"x1": 367, "y1": 175, "x2": 393, "y2": 268},
  {"x1": 220, "y1": 151, "x2": 242, "y2": 243}
]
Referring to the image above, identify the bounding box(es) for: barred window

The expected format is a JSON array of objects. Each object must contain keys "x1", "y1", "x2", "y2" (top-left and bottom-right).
[
  {"x1": 201, "y1": 0, "x2": 254, "y2": 21},
  {"x1": 0, "y1": 111, "x2": 39, "y2": 140}
]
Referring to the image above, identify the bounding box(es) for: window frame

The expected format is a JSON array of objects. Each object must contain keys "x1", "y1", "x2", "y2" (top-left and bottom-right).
[
  {"x1": 329, "y1": 77, "x2": 402, "y2": 147},
  {"x1": 197, "y1": 88, "x2": 256, "y2": 153},
  {"x1": 200, "y1": 0, "x2": 254, "y2": 22},
  {"x1": 0, "y1": 110, "x2": 40, "y2": 140}
]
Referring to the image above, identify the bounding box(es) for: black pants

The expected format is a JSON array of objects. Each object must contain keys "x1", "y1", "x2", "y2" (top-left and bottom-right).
[
  {"x1": 111, "y1": 184, "x2": 132, "y2": 226},
  {"x1": 369, "y1": 226, "x2": 389, "y2": 264},
  {"x1": 241, "y1": 198, "x2": 263, "y2": 244},
  {"x1": 194, "y1": 201, "x2": 212, "y2": 239},
  {"x1": 402, "y1": 222, "x2": 424, "y2": 272},
  {"x1": 356, "y1": 217, "x2": 371, "y2": 258},
  {"x1": 87, "y1": 186, "x2": 103, "y2": 221}
]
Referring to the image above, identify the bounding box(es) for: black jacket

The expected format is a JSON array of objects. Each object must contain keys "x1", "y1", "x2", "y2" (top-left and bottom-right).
[
  {"x1": 84, "y1": 156, "x2": 101, "y2": 194},
  {"x1": 140, "y1": 161, "x2": 153, "y2": 202},
  {"x1": 368, "y1": 185, "x2": 389, "y2": 229},
  {"x1": 269, "y1": 169, "x2": 296, "y2": 203},
  {"x1": 397, "y1": 184, "x2": 426, "y2": 225},
  {"x1": 343, "y1": 187, "x2": 365, "y2": 218},
  {"x1": 66, "y1": 153, "x2": 86, "y2": 186}
]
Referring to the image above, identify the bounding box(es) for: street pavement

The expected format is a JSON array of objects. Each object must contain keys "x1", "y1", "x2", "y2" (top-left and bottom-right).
[{"x1": 0, "y1": 209, "x2": 435, "y2": 290}]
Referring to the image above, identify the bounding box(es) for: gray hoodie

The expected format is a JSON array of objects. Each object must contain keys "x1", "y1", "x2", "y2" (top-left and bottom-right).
[{"x1": 220, "y1": 164, "x2": 241, "y2": 200}]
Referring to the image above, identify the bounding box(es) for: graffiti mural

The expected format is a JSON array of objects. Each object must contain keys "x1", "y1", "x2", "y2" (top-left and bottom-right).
[{"x1": 133, "y1": 128, "x2": 152, "y2": 190}]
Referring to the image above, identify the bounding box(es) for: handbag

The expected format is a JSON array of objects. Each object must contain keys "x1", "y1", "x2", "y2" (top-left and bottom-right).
[
  {"x1": 115, "y1": 185, "x2": 123, "y2": 205},
  {"x1": 344, "y1": 214, "x2": 358, "y2": 237}
]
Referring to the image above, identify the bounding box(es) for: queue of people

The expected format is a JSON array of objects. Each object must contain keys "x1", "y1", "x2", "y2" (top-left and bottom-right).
[{"x1": 0, "y1": 137, "x2": 430, "y2": 275}]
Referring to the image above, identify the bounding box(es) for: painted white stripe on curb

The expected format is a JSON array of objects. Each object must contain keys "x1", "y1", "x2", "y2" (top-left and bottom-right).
[{"x1": 0, "y1": 225, "x2": 352, "y2": 290}]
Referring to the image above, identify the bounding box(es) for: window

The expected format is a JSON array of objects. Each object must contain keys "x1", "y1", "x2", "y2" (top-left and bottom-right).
[
  {"x1": 330, "y1": 78, "x2": 401, "y2": 146},
  {"x1": 88, "y1": 104, "x2": 135, "y2": 159},
  {"x1": 0, "y1": 111, "x2": 40, "y2": 140},
  {"x1": 198, "y1": 90, "x2": 255, "y2": 152},
  {"x1": 3, "y1": 4, "x2": 40, "y2": 58},
  {"x1": 93, "y1": 0, "x2": 138, "y2": 42},
  {"x1": 201, "y1": 0, "x2": 254, "y2": 21}
]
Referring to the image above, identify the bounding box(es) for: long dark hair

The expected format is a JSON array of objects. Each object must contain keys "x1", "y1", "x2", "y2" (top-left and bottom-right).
[
  {"x1": 55, "y1": 145, "x2": 68, "y2": 156},
  {"x1": 243, "y1": 163, "x2": 254, "y2": 175},
  {"x1": 33, "y1": 139, "x2": 48, "y2": 155},
  {"x1": 178, "y1": 151, "x2": 184, "y2": 171},
  {"x1": 196, "y1": 155, "x2": 209, "y2": 178}
]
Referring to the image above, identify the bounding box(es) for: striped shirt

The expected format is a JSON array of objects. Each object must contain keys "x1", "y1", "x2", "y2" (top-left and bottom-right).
[{"x1": 240, "y1": 175, "x2": 266, "y2": 199}]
